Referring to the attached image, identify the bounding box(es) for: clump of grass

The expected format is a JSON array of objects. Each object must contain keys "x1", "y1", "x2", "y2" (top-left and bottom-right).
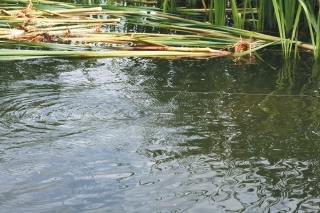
[{"x1": 272, "y1": 0, "x2": 302, "y2": 59}]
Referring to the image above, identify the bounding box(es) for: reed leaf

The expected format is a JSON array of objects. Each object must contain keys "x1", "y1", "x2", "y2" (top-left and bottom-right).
[
  {"x1": 272, "y1": 0, "x2": 291, "y2": 58},
  {"x1": 231, "y1": 0, "x2": 244, "y2": 29},
  {"x1": 298, "y1": 0, "x2": 320, "y2": 59},
  {"x1": 214, "y1": 0, "x2": 226, "y2": 25},
  {"x1": 176, "y1": 8, "x2": 257, "y2": 13},
  {"x1": 0, "y1": 40, "x2": 98, "y2": 50},
  {"x1": 1, "y1": 0, "x2": 75, "y2": 7},
  {"x1": 1, "y1": 0, "x2": 318, "y2": 60},
  {"x1": 0, "y1": 49, "x2": 232, "y2": 59}
]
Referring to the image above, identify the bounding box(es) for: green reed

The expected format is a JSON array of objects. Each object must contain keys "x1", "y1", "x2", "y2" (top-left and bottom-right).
[
  {"x1": 213, "y1": 0, "x2": 226, "y2": 25},
  {"x1": 160, "y1": 0, "x2": 177, "y2": 13},
  {"x1": 230, "y1": 0, "x2": 245, "y2": 29},
  {"x1": 186, "y1": 0, "x2": 198, "y2": 8},
  {"x1": 250, "y1": 0, "x2": 264, "y2": 31},
  {"x1": 298, "y1": 0, "x2": 320, "y2": 60},
  {"x1": 272, "y1": 0, "x2": 302, "y2": 58},
  {"x1": 3, "y1": 0, "x2": 320, "y2": 60},
  {"x1": 229, "y1": 0, "x2": 268, "y2": 31}
]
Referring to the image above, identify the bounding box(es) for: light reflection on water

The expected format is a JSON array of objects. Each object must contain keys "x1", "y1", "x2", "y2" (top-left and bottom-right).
[{"x1": 1, "y1": 56, "x2": 320, "y2": 212}]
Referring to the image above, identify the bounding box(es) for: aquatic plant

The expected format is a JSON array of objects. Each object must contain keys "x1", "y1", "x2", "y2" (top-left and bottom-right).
[
  {"x1": 230, "y1": 0, "x2": 245, "y2": 29},
  {"x1": 0, "y1": 0, "x2": 319, "y2": 61},
  {"x1": 0, "y1": 0, "x2": 265, "y2": 61},
  {"x1": 298, "y1": 0, "x2": 320, "y2": 60},
  {"x1": 271, "y1": 0, "x2": 302, "y2": 58},
  {"x1": 213, "y1": 0, "x2": 226, "y2": 26}
]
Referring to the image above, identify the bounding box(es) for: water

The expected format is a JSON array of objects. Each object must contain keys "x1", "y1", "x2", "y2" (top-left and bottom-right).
[{"x1": 1, "y1": 55, "x2": 320, "y2": 212}]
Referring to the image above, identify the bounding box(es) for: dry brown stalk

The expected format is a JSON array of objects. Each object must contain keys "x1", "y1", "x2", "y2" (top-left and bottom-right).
[
  {"x1": 95, "y1": 25, "x2": 102, "y2": 33},
  {"x1": 30, "y1": 31, "x2": 55, "y2": 42},
  {"x1": 221, "y1": 37, "x2": 257, "y2": 61},
  {"x1": 16, "y1": 0, "x2": 33, "y2": 18},
  {"x1": 0, "y1": 9, "x2": 12, "y2": 16},
  {"x1": 233, "y1": 37, "x2": 255, "y2": 54},
  {"x1": 65, "y1": 26, "x2": 71, "y2": 37}
]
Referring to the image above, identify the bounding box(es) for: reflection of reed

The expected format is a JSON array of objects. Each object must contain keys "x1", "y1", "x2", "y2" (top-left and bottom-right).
[
  {"x1": 107, "y1": 57, "x2": 320, "y2": 212},
  {"x1": 302, "y1": 63, "x2": 320, "y2": 96},
  {"x1": 275, "y1": 60, "x2": 295, "y2": 91},
  {"x1": 300, "y1": 63, "x2": 320, "y2": 143},
  {"x1": 258, "y1": 61, "x2": 295, "y2": 123}
]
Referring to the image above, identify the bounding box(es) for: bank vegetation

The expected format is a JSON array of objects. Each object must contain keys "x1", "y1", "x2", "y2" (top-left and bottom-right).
[{"x1": 0, "y1": 0, "x2": 318, "y2": 61}]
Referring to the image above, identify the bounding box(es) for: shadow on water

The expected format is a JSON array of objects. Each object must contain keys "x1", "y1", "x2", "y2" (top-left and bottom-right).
[{"x1": 1, "y1": 54, "x2": 320, "y2": 212}]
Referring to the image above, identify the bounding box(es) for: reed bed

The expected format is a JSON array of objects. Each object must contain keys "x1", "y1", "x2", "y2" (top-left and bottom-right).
[
  {"x1": 0, "y1": 0, "x2": 260, "y2": 61},
  {"x1": 0, "y1": 0, "x2": 318, "y2": 61},
  {"x1": 157, "y1": 0, "x2": 320, "y2": 59}
]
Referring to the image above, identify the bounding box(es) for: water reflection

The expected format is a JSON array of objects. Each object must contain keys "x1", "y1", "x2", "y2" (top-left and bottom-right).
[{"x1": 1, "y1": 56, "x2": 320, "y2": 212}]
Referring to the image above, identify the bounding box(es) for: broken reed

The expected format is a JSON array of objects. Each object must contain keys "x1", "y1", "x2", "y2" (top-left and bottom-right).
[
  {"x1": 0, "y1": 1, "x2": 240, "y2": 60},
  {"x1": 1, "y1": 0, "x2": 319, "y2": 61}
]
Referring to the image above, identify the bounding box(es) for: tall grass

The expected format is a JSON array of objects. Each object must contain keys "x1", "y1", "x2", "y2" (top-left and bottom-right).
[
  {"x1": 154, "y1": 0, "x2": 320, "y2": 60},
  {"x1": 272, "y1": 0, "x2": 302, "y2": 58},
  {"x1": 230, "y1": 0, "x2": 245, "y2": 29},
  {"x1": 250, "y1": 0, "x2": 264, "y2": 31},
  {"x1": 298, "y1": 0, "x2": 320, "y2": 60},
  {"x1": 160, "y1": 0, "x2": 177, "y2": 13},
  {"x1": 213, "y1": 0, "x2": 226, "y2": 25}
]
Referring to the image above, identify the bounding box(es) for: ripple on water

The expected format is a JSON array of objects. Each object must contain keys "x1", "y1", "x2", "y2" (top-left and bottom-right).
[
  {"x1": 2, "y1": 57, "x2": 320, "y2": 212},
  {"x1": 0, "y1": 59, "x2": 153, "y2": 213},
  {"x1": 0, "y1": 86, "x2": 150, "y2": 147}
]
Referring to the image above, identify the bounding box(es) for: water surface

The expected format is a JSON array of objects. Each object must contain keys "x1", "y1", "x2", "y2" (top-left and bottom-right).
[{"x1": 1, "y1": 55, "x2": 320, "y2": 212}]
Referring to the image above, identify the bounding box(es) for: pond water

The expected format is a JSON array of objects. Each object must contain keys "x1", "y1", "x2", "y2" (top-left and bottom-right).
[{"x1": 1, "y1": 54, "x2": 320, "y2": 212}]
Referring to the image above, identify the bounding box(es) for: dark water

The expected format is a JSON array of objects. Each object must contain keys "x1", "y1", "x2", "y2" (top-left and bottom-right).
[{"x1": 1, "y1": 55, "x2": 320, "y2": 212}]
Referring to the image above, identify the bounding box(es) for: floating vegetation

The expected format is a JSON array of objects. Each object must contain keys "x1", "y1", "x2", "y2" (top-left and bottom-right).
[{"x1": 0, "y1": 0, "x2": 316, "y2": 61}]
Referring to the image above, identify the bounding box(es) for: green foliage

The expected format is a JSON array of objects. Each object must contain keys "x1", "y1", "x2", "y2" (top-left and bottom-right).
[
  {"x1": 251, "y1": 0, "x2": 264, "y2": 31},
  {"x1": 272, "y1": 0, "x2": 302, "y2": 58},
  {"x1": 2, "y1": 0, "x2": 320, "y2": 60},
  {"x1": 213, "y1": 0, "x2": 226, "y2": 25},
  {"x1": 230, "y1": 0, "x2": 244, "y2": 29},
  {"x1": 298, "y1": 0, "x2": 320, "y2": 60},
  {"x1": 186, "y1": 0, "x2": 198, "y2": 8},
  {"x1": 161, "y1": 0, "x2": 177, "y2": 13}
]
